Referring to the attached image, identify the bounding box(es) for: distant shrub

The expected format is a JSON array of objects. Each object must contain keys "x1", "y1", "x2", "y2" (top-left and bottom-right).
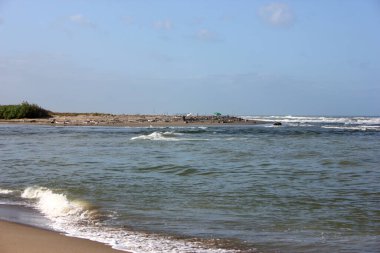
[{"x1": 0, "y1": 102, "x2": 50, "y2": 119}]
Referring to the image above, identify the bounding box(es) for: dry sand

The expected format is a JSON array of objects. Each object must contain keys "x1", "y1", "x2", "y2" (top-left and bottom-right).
[{"x1": 0, "y1": 220, "x2": 127, "y2": 253}]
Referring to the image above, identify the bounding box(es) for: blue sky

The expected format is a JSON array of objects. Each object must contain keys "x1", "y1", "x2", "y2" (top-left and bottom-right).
[{"x1": 0, "y1": 0, "x2": 379, "y2": 115}]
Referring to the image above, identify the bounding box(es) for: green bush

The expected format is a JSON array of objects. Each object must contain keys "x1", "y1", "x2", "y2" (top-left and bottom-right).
[{"x1": 0, "y1": 102, "x2": 50, "y2": 119}]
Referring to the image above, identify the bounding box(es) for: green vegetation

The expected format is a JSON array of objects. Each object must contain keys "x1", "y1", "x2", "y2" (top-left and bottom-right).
[{"x1": 0, "y1": 102, "x2": 51, "y2": 119}]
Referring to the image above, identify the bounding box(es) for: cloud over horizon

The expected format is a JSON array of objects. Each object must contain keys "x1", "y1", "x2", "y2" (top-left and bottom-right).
[{"x1": 259, "y1": 2, "x2": 295, "y2": 27}]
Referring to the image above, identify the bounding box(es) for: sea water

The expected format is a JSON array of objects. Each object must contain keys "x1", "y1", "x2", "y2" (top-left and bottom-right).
[{"x1": 0, "y1": 116, "x2": 379, "y2": 253}]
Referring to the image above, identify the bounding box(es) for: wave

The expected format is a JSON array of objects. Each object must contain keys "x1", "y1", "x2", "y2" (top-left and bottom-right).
[
  {"x1": 130, "y1": 131, "x2": 208, "y2": 141},
  {"x1": 321, "y1": 125, "x2": 380, "y2": 131},
  {"x1": 243, "y1": 116, "x2": 380, "y2": 133},
  {"x1": 0, "y1": 188, "x2": 14, "y2": 194},
  {"x1": 21, "y1": 186, "x2": 100, "y2": 226},
  {"x1": 243, "y1": 115, "x2": 380, "y2": 125},
  {"x1": 131, "y1": 131, "x2": 182, "y2": 141},
  {"x1": 13, "y1": 186, "x2": 238, "y2": 253},
  {"x1": 177, "y1": 127, "x2": 209, "y2": 134}
]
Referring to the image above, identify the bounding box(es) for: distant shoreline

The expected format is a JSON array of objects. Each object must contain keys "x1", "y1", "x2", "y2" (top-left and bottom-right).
[{"x1": 0, "y1": 114, "x2": 264, "y2": 127}]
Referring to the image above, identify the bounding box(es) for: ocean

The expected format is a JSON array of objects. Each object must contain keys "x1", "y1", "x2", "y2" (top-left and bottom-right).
[{"x1": 0, "y1": 116, "x2": 379, "y2": 253}]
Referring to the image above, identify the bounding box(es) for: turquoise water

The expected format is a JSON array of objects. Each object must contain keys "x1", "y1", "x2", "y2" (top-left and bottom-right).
[{"x1": 0, "y1": 116, "x2": 379, "y2": 253}]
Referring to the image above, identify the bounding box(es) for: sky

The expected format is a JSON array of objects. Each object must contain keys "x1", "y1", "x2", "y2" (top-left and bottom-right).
[{"x1": 0, "y1": 0, "x2": 379, "y2": 116}]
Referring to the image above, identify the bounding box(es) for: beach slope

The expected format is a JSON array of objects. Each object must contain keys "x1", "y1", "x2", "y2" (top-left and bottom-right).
[{"x1": 0, "y1": 220, "x2": 126, "y2": 253}]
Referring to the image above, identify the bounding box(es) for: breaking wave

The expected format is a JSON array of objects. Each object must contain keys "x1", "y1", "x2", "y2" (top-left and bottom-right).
[
  {"x1": 243, "y1": 115, "x2": 380, "y2": 131},
  {"x1": 243, "y1": 115, "x2": 380, "y2": 125},
  {"x1": 21, "y1": 186, "x2": 99, "y2": 227},
  {"x1": 0, "y1": 188, "x2": 14, "y2": 194},
  {"x1": 321, "y1": 125, "x2": 380, "y2": 131},
  {"x1": 131, "y1": 131, "x2": 183, "y2": 141},
  {"x1": 17, "y1": 186, "x2": 238, "y2": 253}
]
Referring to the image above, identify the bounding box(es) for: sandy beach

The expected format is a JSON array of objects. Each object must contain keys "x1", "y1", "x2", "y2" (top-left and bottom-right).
[
  {"x1": 0, "y1": 220, "x2": 126, "y2": 253},
  {"x1": 0, "y1": 113, "x2": 261, "y2": 127}
]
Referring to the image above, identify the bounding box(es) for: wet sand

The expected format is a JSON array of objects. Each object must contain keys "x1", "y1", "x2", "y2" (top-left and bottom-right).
[{"x1": 0, "y1": 220, "x2": 126, "y2": 253}]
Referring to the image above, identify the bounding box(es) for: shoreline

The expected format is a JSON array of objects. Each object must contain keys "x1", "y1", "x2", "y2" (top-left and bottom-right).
[
  {"x1": 0, "y1": 219, "x2": 128, "y2": 253},
  {"x1": 0, "y1": 114, "x2": 264, "y2": 127}
]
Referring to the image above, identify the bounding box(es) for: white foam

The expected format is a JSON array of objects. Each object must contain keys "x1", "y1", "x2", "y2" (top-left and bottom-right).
[
  {"x1": 321, "y1": 125, "x2": 380, "y2": 131},
  {"x1": 131, "y1": 131, "x2": 181, "y2": 141},
  {"x1": 19, "y1": 186, "x2": 238, "y2": 253},
  {"x1": 66, "y1": 226, "x2": 237, "y2": 253},
  {"x1": 21, "y1": 186, "x2": 97, "y2": 227},
  {"x1": 243, "y1": 115, "x2": 380, "y2": 126},
  {"x1": 0, "y1": 188, "x2": 14, "y2": 194}
]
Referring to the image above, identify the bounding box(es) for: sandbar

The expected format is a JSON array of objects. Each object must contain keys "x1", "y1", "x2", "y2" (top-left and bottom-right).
[{"x1": 0, "y1": 114, "x2": 262, "y2": 127}]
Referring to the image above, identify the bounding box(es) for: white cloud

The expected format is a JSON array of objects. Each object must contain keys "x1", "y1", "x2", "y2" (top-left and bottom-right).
[
  {"x1": 153, "y1": 19, "x2": 172, "y2": 30},
  {"x1": 259, "y1": 2, "x2": 295, "y2": 27},
  {"x1": 68, "y1": 14, "x2": 96, "y2": 28}
]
